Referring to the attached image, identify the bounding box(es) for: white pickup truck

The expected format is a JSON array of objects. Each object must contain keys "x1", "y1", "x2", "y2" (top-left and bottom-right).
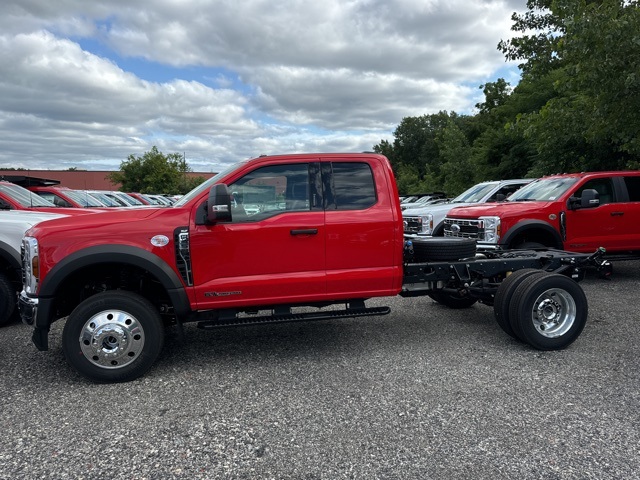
[
  {"x1": 402, "y1": 179, "x2": 532, "y2": 237},
  {"x1": 0, "y1": 210, "x2": 65, "y2": 325}
]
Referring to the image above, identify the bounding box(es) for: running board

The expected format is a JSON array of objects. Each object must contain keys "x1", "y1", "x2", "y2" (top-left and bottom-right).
[{"x1": 196, "y1": 305, "x2": 391, "y2": 329}]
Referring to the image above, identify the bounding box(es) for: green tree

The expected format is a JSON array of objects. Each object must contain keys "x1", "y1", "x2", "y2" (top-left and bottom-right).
[
  {"x1": 108, "y1": 146, "x2": 203, "y2": 194},
  {"x1": 501, "y1": 0, "x2": 640, "y2": 173},
  {"x1": 434, "y1": 120, "x2": 474, "y2": 195}
]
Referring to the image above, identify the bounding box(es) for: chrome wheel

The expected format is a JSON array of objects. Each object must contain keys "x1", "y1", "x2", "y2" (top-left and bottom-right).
[
  {"x1": 531, "y1": 288, "x2": 576, "y2": 338},
  {"x1": 79, "y1": 309, "x2": 145, "y2": 369}
]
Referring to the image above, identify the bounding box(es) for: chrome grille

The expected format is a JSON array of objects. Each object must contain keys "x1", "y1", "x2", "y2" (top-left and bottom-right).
[
  {"x1": 444, "y1": 218, "x2": 483, "y2": 239},
  {"x1": 403, "y1": 216, "x2": 423, "y2": 234}
]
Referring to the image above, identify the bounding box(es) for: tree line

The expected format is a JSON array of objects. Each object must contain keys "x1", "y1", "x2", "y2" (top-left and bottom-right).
[{"x1": 374, "y1": 0, "x2": 640, "y2": 195}]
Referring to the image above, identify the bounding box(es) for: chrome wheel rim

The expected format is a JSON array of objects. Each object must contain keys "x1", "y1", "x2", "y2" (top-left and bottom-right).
[
  {"x1": 79, "y1": 310, "x2": 145, "y2": 369},
  {"x1": 531, "y1": 288, "x2": 576, "y2": 338}
]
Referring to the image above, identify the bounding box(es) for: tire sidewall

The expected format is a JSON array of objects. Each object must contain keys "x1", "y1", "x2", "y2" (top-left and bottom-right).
[
  {"x1": 0, "y1": 272, "x2": 16, "y2": 326},
  {"x1": 493, "y1": 269, "x2": 545, "y2": 340}
]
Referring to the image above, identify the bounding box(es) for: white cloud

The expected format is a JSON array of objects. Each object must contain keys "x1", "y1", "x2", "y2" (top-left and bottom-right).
[{"x1": 0, "y1": 0, "x2": 526, "y2": 171}]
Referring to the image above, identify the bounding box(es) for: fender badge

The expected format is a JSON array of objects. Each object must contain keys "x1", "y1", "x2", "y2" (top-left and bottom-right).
[
  {"x1": 549, "y1": 214, "x2": 557, "y2": 221},
  {"x1": 151, "y1": 235, "x2": 170, "y2": 247}
]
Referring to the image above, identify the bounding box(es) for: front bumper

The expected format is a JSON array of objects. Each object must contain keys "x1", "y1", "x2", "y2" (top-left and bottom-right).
[
  {"x1": 19, "y1": 290, "x2": 51, "y2": 351},
  {"x1": 19, "y1": 290, "x2": 38, "y2": 326}
]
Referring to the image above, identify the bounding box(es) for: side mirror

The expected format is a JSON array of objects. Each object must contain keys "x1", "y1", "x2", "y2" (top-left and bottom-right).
[
  {"x1": 206, "y1": 184, "x2": 232, "y2": 224},
  {"x1": 495, "y1": 193, "x2": 506, "y2": 202},
  {"x1": 568, "y1": 188, "x2": 599, "y2": 210}
]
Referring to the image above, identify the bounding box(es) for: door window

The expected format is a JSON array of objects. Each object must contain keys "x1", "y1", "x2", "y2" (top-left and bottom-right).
[
  {"x1": 579, "y1": 179, "x2": 616, "y2": 205},
  {"x1": 228, "y1": 163, "x2": 311, "y2": 222},
  {"x1": 324, "y1": 162, "x2": 377, "y2": 210},
  {"x1": 624, "y1": 176, "x2": 640, "y2": 201}
]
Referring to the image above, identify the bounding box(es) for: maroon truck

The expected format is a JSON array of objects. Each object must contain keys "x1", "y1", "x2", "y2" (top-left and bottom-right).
[{"x1": 19, "y1": 153, "x2": 610, "y2": 382}]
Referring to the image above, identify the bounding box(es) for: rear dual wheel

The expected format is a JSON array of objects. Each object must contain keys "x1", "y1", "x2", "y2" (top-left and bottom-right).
[
  {"x1": 494, "y1": 271, "x2": 588, "y2": 350},
  {"x1": 493, "y1": 269, "x2": 545, "y2": 339}
]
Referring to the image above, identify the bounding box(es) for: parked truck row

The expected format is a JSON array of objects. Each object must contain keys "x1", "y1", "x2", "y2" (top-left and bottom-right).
[{"x1": 14, "y1": 153, "x2": 618, "y2": 383}]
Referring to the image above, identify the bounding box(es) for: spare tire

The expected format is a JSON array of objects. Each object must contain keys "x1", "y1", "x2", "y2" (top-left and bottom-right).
[{"x1": 411, "y1": 237, "x2": 476, "y2": 262}]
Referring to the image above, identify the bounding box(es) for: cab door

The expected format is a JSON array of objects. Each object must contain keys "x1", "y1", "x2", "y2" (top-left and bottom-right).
[
  {"x1": 189, "y1": 161, "x2": 326, "y2": 309},
  {"x1": 564, "y1": 177, "x2": 626, "y2": 252},
  {"x1": 322, "y1": 158, "x2": 402, "y2": 298}
]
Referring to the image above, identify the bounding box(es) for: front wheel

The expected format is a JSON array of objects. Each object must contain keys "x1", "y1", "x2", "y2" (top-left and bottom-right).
[
  {"x1": 508, "y1": 273, "x2": 588, "y2": 350},
  {"x1": 63, "y1": 291, "x2": 165, "y2": 383}
]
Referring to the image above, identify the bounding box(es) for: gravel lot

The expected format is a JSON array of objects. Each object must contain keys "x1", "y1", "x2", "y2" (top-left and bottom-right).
[{"x1": 1, "y1": 262, "x2": 638, "y2": 479}]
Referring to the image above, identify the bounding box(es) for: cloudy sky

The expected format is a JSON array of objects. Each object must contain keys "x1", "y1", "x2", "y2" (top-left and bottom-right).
[{"x1": 0, "y1": 0, "x2": 525, "y2": 173}]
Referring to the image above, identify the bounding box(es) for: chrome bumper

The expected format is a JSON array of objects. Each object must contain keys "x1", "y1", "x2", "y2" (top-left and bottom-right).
[{"x1": 18, "y1": 290, "x2": 38, "y2": 326}]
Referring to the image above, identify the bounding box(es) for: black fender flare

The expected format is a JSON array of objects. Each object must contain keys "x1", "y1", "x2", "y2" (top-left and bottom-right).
[
  {"x1": 501, "y1": 220, "x2": 563, "y2": 249},
  {"x1": 39, "y1": 245, "x2": 191, "y2": 318}
]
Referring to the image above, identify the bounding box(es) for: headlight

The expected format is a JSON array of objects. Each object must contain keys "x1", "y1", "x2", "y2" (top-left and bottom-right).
[
  {"x1": 22, "y1": 236, "x2": 39, "y2": 294},
  {"x1": 418, "y1": 214, "x2": 433, "y2": 235},
  {"x1": 479, "y1": 216, "x2": 501, "y2": 244}
]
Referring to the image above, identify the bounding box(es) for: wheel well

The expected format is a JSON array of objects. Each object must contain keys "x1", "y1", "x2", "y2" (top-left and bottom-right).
[
  {"x1": 52, "y1": 262, "x2": 174, "y2": 323},
  {"x1": 507, "y1": 228, "x2": 561, "y2": 249}
]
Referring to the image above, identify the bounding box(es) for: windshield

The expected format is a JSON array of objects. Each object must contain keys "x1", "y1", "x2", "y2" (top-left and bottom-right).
[
  {"x1": 65, "y1": 189, "x2": 105, "y2": 207},
  {"x1": 113, "y1": 192, "x2": 144, "y2": 206},
  {"x1": 508, "y1": 177, "x2": 578, "y2": 202},
  {"x1": 451, "y1": 183, "x2": 498, "y2": 203},
  {"x1": 0, "y1": 183, "x2": 55, "y2": 207},
  {"x1": 174, "y1": 160, "x2": 247, "y2": 207},
  {"x1": 85, "y1": 191, "x2": 119, "y2": 207}
]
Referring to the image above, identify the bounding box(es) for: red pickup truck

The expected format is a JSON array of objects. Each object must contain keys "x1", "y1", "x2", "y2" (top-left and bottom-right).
[
  {"x1": 443, "y1": 171, "x2": 640, "y2": 256},
  {"x1": 19, "y1": 153, "x2": 610, "y2": 382}
]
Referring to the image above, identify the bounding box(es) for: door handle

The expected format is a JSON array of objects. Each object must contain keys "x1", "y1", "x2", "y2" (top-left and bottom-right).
[
  {"x1": 290, "y1": 228, "x2": 318, "y2": 235},
  {"x1": 610, "y1": 212, "x2": 624, "y2": 216}
]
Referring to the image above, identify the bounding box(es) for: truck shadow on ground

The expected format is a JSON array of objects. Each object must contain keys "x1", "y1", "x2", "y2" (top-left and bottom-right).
[{"x1": 28, "y1": 297, "x2": 526, "y2": 384}]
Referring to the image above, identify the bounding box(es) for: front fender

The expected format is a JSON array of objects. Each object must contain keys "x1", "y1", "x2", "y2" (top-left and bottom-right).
[{"x1": 38, "y1": 245, "x2": 191, "y2": 321}]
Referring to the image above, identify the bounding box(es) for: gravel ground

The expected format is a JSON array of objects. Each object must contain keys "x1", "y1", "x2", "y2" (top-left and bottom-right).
[{"x1": 1, "y1": 262, "x2": 638, "y2": 479}]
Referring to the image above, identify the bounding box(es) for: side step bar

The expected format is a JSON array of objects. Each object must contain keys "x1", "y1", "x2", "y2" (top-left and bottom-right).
[{"x1": 196, "y1": 305, "x2": 391, "y2": 329}]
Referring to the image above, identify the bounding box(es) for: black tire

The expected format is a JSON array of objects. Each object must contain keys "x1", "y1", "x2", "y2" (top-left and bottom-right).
[
  {"x1": 0, "y1": 272, "x2": 17, "y2": 327},
  {"x1": 412, "y1": 237, "x2": 476, "y2": 262},
  {"x1": 493, "y1": 269, "x2": 546, "y2": 340},
  {"x1": 63, "y1": 291, "x2": 165, "y2": 383},
  {"x1": 508, "y1": 273, "x2": 588, "y2": 350},
  {"x1": 428, "y1": 291, "x2": 478, "y2": 309}
]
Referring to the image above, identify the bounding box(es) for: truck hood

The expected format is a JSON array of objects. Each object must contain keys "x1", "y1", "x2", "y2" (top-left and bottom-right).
[
  {"x1": 28, "y1": 206, "x2": 163, "y2": 232},
  {"x1": 0, "y1": 211, "x2": 68, "y2": 251},
  {"x1": 446, "y1": 201, "x2": 553, "y2": 219},
  {"x1": 402, "y1": 202, "x2": 461, "y2": 217}
]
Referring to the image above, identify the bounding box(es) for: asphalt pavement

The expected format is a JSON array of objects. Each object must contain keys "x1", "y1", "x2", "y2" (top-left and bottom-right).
[{"x1": 1, "y1": 262, "x2": 638, "y2": 479}]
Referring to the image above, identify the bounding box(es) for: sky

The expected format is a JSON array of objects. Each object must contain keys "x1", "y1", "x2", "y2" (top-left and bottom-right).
[{"x1": 0, "y1": 0, "x2": 526, "y2": 173}]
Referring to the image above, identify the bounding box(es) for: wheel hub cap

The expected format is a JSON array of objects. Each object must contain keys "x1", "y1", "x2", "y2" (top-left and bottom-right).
[
  {"x1": 79, "y1": 310, "x2": 145, "y2": 369},
  {"x1": 532, "y1": 288, "x2": 576, "y2": 338}
]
